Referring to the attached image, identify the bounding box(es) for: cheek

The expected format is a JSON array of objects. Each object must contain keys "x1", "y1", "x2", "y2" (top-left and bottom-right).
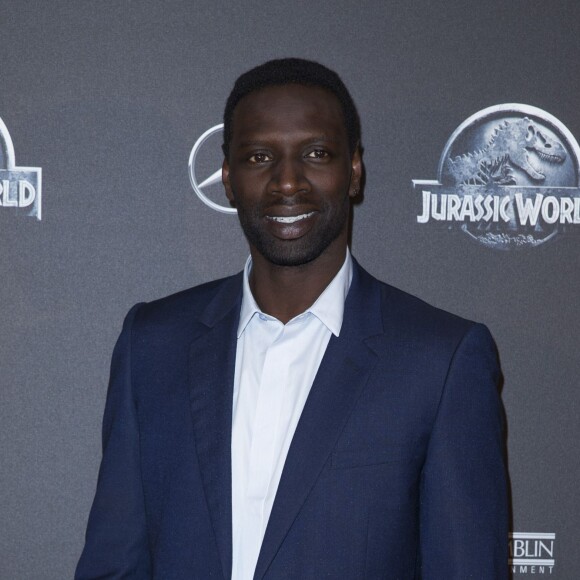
[
  {"x1": 317, "y1": 175, "x2": 353, "y2": 204},
  {"x1": 229, "y1": 177, "x2": 259, "y2": 203},
  {"x1": 314, "y1": 166, "x2": 352, "y2": 190}
]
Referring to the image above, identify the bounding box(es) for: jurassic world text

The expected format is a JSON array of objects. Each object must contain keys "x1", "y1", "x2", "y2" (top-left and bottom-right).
[{"x1": 418, "y1": 191, "x2": 580, "y2": 226}]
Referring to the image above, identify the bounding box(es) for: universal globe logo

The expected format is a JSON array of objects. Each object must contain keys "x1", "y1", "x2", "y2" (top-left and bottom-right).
[
  {"x1": 0, "y1": 117, "x2": 42, "y2": 219},
  {"x1": 413, "y1": 104, "x2": 580, "y2": 249}
]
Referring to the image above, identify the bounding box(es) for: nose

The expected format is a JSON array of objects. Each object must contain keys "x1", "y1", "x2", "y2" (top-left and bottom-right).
[{"x1": 268, "y1": 157, "x2": 309, "y2": 196}]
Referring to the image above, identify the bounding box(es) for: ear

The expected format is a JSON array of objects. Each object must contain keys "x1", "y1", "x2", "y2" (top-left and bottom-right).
[
  {"x1": 222, "y1": 158, "x2": 236, "y2": 207},
  {"x1": 349, "y1": 146, "x2": 362, "y2": 198}
]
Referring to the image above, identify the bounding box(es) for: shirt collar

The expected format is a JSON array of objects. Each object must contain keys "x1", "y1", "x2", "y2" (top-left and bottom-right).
[{"x1": 237, "y1": 249, "x2": 353, "y2": 339}]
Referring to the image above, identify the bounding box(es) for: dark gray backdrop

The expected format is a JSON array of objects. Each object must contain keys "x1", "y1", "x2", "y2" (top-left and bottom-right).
[{"x1": 1, "y1": 1, "x2": 578, "y2": 578}]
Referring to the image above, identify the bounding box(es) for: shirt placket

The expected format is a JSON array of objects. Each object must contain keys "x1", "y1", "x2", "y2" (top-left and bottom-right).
[
  {"x1": 242, "y1": 317, "x2": 288, "y2": 574},
  {"x1": 249, "y1": 318, "x2": 288, "y2": 522}
]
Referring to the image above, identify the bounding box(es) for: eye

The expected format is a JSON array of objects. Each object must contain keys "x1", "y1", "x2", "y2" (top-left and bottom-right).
[
  {"x1": 305, "y1": 149, "x2": 329, "y2": 159},
  {"x1": 248, "y1": 152, "x2": 272, "y2": 164}
]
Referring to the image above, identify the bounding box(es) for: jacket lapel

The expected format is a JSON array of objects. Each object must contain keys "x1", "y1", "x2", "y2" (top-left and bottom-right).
[
  {"x1": 189, "y1": 274, "x2": 243, "y2": 580},
  {"x1": 254, "y1": 262, "x2": 385, "y2": 580}
]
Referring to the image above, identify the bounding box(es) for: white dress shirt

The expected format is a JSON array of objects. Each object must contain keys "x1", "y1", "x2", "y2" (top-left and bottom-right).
[{"x1": 231, "y1": 250, "x2": 353, "y2": 580}]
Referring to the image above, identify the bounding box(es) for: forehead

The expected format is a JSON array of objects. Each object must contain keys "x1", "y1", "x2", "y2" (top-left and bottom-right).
[{"x1": 230, "y1": 84, "x2": 347, "y2": 143}]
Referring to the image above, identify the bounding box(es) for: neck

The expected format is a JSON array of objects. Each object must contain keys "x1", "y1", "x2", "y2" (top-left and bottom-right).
[{"x1": 249, "y1": 243, "x2": 348, "y2": 325}]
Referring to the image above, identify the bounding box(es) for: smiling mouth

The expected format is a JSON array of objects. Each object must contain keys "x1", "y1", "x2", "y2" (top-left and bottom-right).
[{"x1": 266, "y1": 211, "x2": 316, "y2": 224}]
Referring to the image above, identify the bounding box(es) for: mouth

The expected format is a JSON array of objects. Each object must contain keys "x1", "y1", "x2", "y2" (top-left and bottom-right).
[
  {"x1": 266, "y1": 211, "x2": 316, "y2": 224},
  {"x1": 263, "y1": 210, "x2": 318, "y2": 240}
]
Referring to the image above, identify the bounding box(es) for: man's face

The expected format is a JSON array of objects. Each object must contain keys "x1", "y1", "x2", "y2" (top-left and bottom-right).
[{"x1": 223, "y1": 84, "x2": 361, "y2": 267}]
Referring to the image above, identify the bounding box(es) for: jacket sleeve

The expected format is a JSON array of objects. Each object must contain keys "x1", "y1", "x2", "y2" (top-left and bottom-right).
[
  {"x1": 75, "y1": 304, "x2": 152, "y2": 579},
  {"x1": 419, "y1": 323, "x2": 509, "y2": 578}
]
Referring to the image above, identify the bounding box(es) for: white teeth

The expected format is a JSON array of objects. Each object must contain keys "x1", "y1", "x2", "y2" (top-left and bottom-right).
[{"x1": 268, "y1": 212, "x2": 315, "y2": 224}]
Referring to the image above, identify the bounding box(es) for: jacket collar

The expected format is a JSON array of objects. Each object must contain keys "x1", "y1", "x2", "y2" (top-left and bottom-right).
[{"x1": 254, "y1": 260, "x2": 384, "y2": 579}]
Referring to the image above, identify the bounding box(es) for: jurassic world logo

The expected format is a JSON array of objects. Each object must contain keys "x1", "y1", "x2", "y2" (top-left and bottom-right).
[
  {"x1": 413, "y1": 104, "x2": 580, "y2": 249},
  {"x1": 0, "y1": 117, "x2": 42, "y2": 220}
]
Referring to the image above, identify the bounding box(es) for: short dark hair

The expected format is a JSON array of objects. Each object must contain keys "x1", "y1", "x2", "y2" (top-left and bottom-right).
[{"x1": 222, "y1": 58, "x2": 360, "y2": 158}]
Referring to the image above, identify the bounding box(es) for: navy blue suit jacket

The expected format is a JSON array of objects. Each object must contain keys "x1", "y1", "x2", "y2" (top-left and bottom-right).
[{"x1": 76, "y1": 261, "x2": 508, "y2": 579}]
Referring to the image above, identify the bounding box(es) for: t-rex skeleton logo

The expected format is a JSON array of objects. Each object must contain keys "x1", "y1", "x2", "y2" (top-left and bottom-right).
[
  {"x1": 413, "y1": 104, "x2": 580, "y2": 250},
  {"x1": 446, "y1": 118, "x2": 567, "y2": 186}
]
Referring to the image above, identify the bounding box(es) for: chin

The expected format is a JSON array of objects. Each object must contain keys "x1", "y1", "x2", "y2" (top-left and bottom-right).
[{"x1": 253, "y1": 238, "x2": 328, "y2": 267}]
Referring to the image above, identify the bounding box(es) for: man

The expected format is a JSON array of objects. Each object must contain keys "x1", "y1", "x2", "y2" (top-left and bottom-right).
[{"x1": 76, "y1": 58, "x2": 508, "y2": 579}]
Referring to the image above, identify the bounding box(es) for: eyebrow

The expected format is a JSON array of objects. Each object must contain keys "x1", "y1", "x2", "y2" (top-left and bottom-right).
[{"x1": 237, "y1": 135, "x2": 339, "y2": 148}]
